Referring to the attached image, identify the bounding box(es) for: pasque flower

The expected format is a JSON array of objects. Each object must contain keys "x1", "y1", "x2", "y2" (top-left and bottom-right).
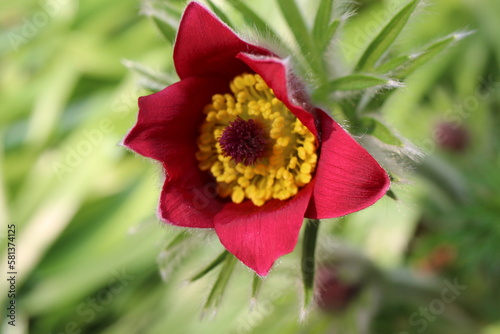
[{"x1": 124, "y1": 2, "x2": 390, "y2": 276}]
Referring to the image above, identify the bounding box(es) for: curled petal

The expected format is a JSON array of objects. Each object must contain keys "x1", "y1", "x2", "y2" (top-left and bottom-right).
[
  {"x1": 214, "y1": 182, "x2": 315, "y2": 276},
  {"x1": 305, "y1": 110, "x2": 390, "y2": 218},
  {"x1": 124, "y1": 76, "x2": 229, "y2": 229},
  {"x1": 237, "y1": 53, "x2": 319, "y2": 139},
  {"x1": 174, "y1": 2, "x2": 272, "y2": 80},
  {"x1": 123, "y1": 76, "x2": 228, "y2": 184}
]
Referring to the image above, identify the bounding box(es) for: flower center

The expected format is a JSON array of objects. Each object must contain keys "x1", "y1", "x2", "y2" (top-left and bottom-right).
[
  {"x1": 196, "y1": 73, "x2": 317, "y2": 206},
  {"x1": 218, "y1": 117, "x2": 267, "y2": 166}
]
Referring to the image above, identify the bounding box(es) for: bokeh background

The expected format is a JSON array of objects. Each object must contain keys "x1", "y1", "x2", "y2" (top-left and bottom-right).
[{"x1": 1, "y1": 0, "x2": 499, "y2": 333}]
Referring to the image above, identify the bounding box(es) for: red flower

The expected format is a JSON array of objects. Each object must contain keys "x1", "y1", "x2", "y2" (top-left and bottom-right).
[{"x1": 123, "y1": 2, "x2": 390, "y2": 276}]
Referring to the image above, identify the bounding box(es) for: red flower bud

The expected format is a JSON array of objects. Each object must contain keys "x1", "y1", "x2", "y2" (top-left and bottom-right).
[{"x1": 434, "y1": 121, "x2": 470, "y2": 152}]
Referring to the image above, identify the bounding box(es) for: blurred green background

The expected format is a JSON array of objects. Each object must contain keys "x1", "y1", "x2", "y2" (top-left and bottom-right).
[{"x1": 1, "y1": 0, "x2": 499, "y2": 333}]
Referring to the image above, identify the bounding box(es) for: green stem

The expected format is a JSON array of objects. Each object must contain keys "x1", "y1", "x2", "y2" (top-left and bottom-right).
[{"x1": 301, "y1": 219, "x2": 320, "y2": 310}]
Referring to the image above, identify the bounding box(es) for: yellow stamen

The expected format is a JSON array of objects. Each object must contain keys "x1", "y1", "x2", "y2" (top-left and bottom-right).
[{"x1": 196, "y1": 73, "x2": 317, "y2": 206}]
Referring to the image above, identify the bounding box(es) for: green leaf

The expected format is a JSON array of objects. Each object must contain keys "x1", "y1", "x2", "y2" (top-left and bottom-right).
[
  {"x1": 141, "y1": 0, "x2": 184, "y2": 44},
  {"x1": 313, "y1": 0, "x2": 334, "y2": 48},
  {"x1": 226, "y1": 0, "x2": 280, "y2": 41},
  {"x1": 148, "y1": 0, "x2": 184, "y2": 18},
  {"x1": 374, "y1": 55, "x2": 412, "y2": 74},
  {"x1": 164, "y1": 231, "x2": 190, "y2": 251},
  {"x1": 151, "y1": 16, "x2": 177, "y2": 44},
  {"x1": 355, "y1": 0, "x2": 419, "y2": 72},
  {"x1": 360, "y1": 116, "x2": 403, "y2": 146},
  {"x1": 395, "y1": 33, "x2": 463, "y2": 79},
  {"x1": 206, "y1": 0, "x2": 235, "y2": 29},
  {"x1": 190, "y1": 250, "x2": 229, "y2": 282},
  {"x1": 314, "y1": 74, "x2": 397, "y2": 98},
  {"x1": 277, "y1": 0, "x2": 326, "y2": 81},
  {"x1": 203, "y1": 254, "x2": 238, "y2": 315},
  {"x1": 301, "y1": 219, "x2": 320, "y2": 313},
  {"x1": 320, "y1": 19, "x2": 341, "y2": 52},
  {"x1": 363, "y1": 32, "x2": 467, "y2": 111},
  {"x1": 277, "y1": 0, "x2": 312, "y2": 49}
]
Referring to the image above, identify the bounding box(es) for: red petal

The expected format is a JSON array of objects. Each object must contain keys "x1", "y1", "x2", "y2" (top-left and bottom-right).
[
  {"x1": 123, "y1": 76, "x2": 228, "y2": 183},
  {"x1": 237, "y1": 53, "x2": 319, "y2": 139},
  {"x1": 174, "y1": 2, "x2": 271, "y2": 80},
  {"x1": 214, "y1": 182, "x2": 314, "y2": 276},
  {"x1": 305, "y1": 110, "x2": 390, "y2": 218},
  {"x1": 158, "y1": 179, "x2": 223, "y2": 228},
  {"x1": 124, "y1": 76, "x2": 229, "y2": 228}
]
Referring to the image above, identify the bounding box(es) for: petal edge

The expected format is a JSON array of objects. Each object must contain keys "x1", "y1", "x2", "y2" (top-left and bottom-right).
[
  {"x1": 214, "y1": 182, "x2": 315, "y2": 276},
  {"x1": 305, "y1": 110, "x2": 390, "y2": 219}
]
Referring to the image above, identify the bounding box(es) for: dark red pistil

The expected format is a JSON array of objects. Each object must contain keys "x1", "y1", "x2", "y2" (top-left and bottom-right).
[{"x1": 218, "y1": 117, "x2": 267, "y2": 166}]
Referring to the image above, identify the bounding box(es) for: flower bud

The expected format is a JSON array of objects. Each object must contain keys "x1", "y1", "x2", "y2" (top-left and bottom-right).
[
  {"x1": 314, "y1": 265, "x2": 361, "y2": 312},
  {"x1": 434, "y1": 121, "x2": 470, "y2": 152}
]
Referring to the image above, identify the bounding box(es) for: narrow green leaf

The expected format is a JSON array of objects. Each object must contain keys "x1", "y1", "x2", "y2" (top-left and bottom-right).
[
  {"x1": 337, "y1": 99, "x2": 359, "y2": 126},
  {"x1": 157, "y1": 231, "x2": 197, "y2": 281},
  {"x1": 314, "y1": 74, "x2": 395, "y2": 99},
  {"x1": 190, "y1": 250, "x2": 229, "y2": 282},
  {"x1": 355, "y1": 0, "x2": 419, "y2": 72},
  {"x1": 226, "y1": 0, "x2": 279, "y2": 40},
  {"x1": 164, "y1": 232, "x2": 190, "y2": 251},
  {"x1": 374, "y1": 55, "x2": 412, "y2": 74},
  {"x1": 363, "y1": 32, "x2": 467, "y2": 111},
  {"x1": 277, "y1": 0, "x2": 312, "y2": 49},
  {"x1": 313, "y1": 0, "x2": 334, "y2": 46},
  {"x1": 360, "y1": 116, "x2": 403, "y2": 146},
  {"x1": 301, "y1": 219, "x2": 320, "y2": 312},
  {"x1": 206, "y1": 0, "x2": 235, "y2": 29},
  {"x1": 203, "y1": 254, "x2": 238, "y2": 315},
  {"x1": 225, "y1": 0, "x2": 309, "y2": 76},
  {"x1": 320, "y1": 19, "x2": 341, "y2": 52},
  {"x1": 149, "y1": 1, "x2": 183, "y2": 18},
  {"x1": 277, "y1": 0, "x2": 326, "y2": 80},
  {"x1": 151, "y1": 16, "x2": 177, "y2": 44},
  {"x1": 395, "y1": 33, "x2": 460, "y2": 79}
]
